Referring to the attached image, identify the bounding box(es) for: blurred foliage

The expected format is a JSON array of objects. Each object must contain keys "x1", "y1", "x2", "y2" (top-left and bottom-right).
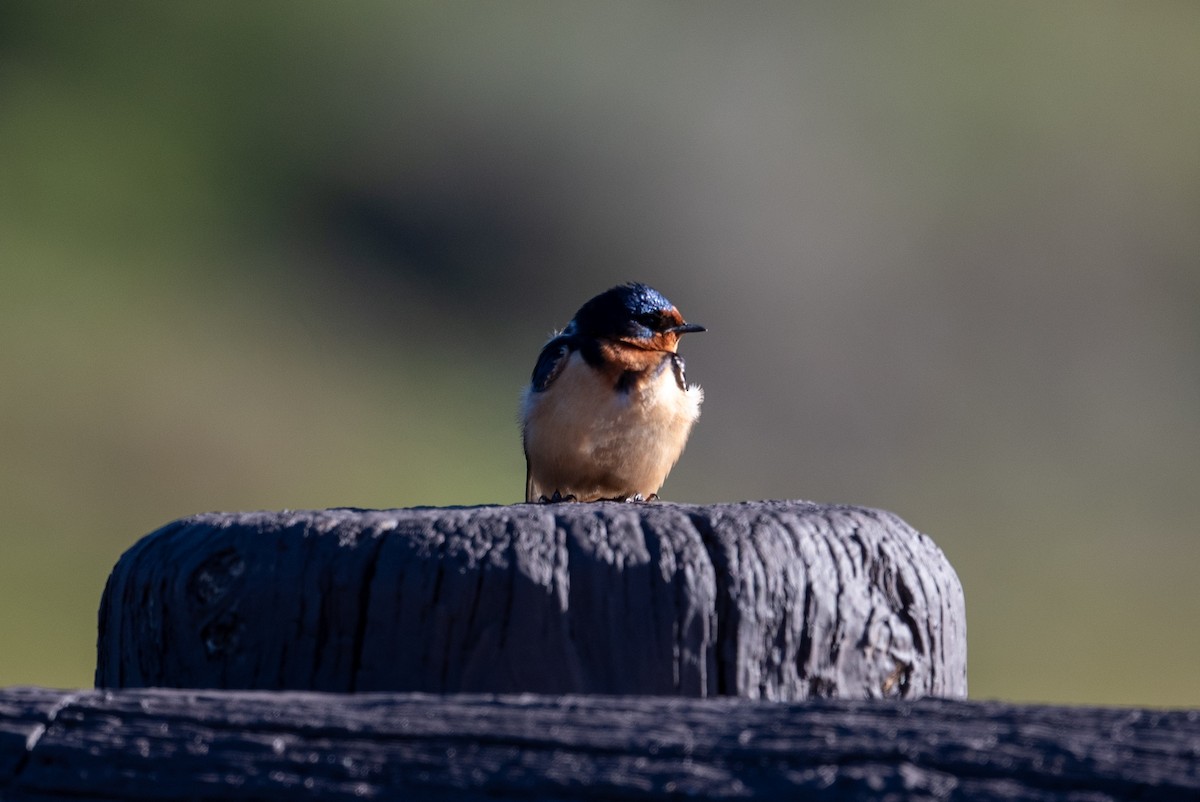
[{"x1": 1, "y1": 2, "x2": 1198, "y2": 705}]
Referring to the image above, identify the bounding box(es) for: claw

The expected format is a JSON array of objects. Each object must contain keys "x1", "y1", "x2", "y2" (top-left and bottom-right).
[
  {"x1": 596, "y1": 492, "x2": 657, "y2": 503},
  {"x1": 538, "y1": 490, "x2": 578, "y2": 504}
]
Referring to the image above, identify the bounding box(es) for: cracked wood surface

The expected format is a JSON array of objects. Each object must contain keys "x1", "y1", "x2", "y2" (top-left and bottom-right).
[
  {"x1": 2, "y1": 688, "x2": 1198, "y2": 801},
  {"x1": 96, "y1": 501, "x2": 966, "y2": 699}
]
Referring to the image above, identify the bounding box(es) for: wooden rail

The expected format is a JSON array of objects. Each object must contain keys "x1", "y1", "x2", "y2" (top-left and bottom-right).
[{"x1": 3, "y1": 688, "x2": 1197, "y2": 800}]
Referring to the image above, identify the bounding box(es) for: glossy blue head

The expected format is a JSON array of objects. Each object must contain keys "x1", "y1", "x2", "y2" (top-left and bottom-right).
[{"x1": 569, "y1": 282, "x2": 705, "y2": 344}]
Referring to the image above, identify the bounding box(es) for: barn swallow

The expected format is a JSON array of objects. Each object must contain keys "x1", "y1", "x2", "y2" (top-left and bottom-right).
[{"x1": 520, "y1": 282, "x2": 705, "y2": 503}]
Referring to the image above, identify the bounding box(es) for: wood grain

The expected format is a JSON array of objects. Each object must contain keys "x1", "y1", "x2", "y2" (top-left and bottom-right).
[
  {"x1": 3, "y1": 688, "x2": 1197, "y2": 800},
  {"x1": 96, "y1": 501, "x2": 966, "y2": 699}
]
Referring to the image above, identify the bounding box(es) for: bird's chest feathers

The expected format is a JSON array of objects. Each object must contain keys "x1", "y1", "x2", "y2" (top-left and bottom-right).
[{"x1": 525, "y1": 350, "x2": 701, "y2": 455}]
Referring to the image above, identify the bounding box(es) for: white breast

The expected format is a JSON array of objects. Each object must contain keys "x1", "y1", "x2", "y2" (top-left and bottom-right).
[{"x1": 521, "y1": 352, "x2": 703, "y2": 501}]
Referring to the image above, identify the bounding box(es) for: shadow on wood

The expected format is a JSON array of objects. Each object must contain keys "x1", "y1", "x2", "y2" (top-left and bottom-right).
[
  {"x1": 3, "y1": 688, "x2": 1198, "y2": 801},
  {"x1": 96, "y1": 501, "x2": 966, "y2": 699}
]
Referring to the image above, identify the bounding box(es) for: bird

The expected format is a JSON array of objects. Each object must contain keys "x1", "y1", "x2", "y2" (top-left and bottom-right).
[{"x1": 520, "y1": 282, "x2": 705, "y2": 503}]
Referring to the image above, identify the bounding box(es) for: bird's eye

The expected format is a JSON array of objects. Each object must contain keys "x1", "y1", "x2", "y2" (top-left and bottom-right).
[{"x1": 637, "y1": 312, "x2": 664, "y2": 329}]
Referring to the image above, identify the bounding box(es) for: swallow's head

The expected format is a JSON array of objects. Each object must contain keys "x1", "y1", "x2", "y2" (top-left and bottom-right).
[{"x1": 567, "y1": 282, "x2": 705, "y2": 352}]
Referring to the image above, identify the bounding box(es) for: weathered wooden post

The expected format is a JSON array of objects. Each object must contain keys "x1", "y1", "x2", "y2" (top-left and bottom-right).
[
  {"x1": 94, "y1": 501, "x2": 967, "y2": 699},
  {"x1": 3, "y1": 501, "x2": 1198, "y2": 799}
]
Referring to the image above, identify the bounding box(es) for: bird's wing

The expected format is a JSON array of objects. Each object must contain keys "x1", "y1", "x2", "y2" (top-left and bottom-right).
[
  {"x1": 529, "y1": 335, "x2": 573, "y2": 392},
  {"x1": 670, "y1": 353, "x2": 688, "y2": 390}
]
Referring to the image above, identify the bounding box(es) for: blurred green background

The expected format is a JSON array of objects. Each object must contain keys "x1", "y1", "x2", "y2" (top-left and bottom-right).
[{"x1": 2, "y1": 2, "x2": 1197, "y2": 705}]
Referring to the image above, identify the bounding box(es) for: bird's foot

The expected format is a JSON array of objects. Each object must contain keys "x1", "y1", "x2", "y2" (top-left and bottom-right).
[
  {"x1": 598, "y1": 493, "x2": 659, "y2": 503},
  {"x1": 538, "y1": 490, "x2": 578, "y2": 504}
]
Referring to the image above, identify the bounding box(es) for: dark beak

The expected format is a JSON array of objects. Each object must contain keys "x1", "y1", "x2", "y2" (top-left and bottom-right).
[{"x1": 670, "y1": 322, "x2": 706, "y2": 335}]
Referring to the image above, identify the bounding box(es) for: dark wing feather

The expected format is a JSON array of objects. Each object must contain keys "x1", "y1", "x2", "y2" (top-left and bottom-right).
[
  {"x1": 530, "y1": 335, "x2": 573, "y2": 392},
  {"x1": 525, "y1": 334, "x2": 574, "y2": 502},
  {"x1": 670, "y1": 353, "x2": 688, "y2": 391}
]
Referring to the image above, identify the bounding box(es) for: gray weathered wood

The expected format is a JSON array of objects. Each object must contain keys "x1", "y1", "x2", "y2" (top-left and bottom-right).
[
  {"x1": 2, "y1": 687, "x2": 1198, "y2": 800},
  {"x1": 0, "y1": 687, "x2": 67, "y2": 783},
  {"x1": 96, "y1": 501, "x2": 966, "y2": 699}
]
